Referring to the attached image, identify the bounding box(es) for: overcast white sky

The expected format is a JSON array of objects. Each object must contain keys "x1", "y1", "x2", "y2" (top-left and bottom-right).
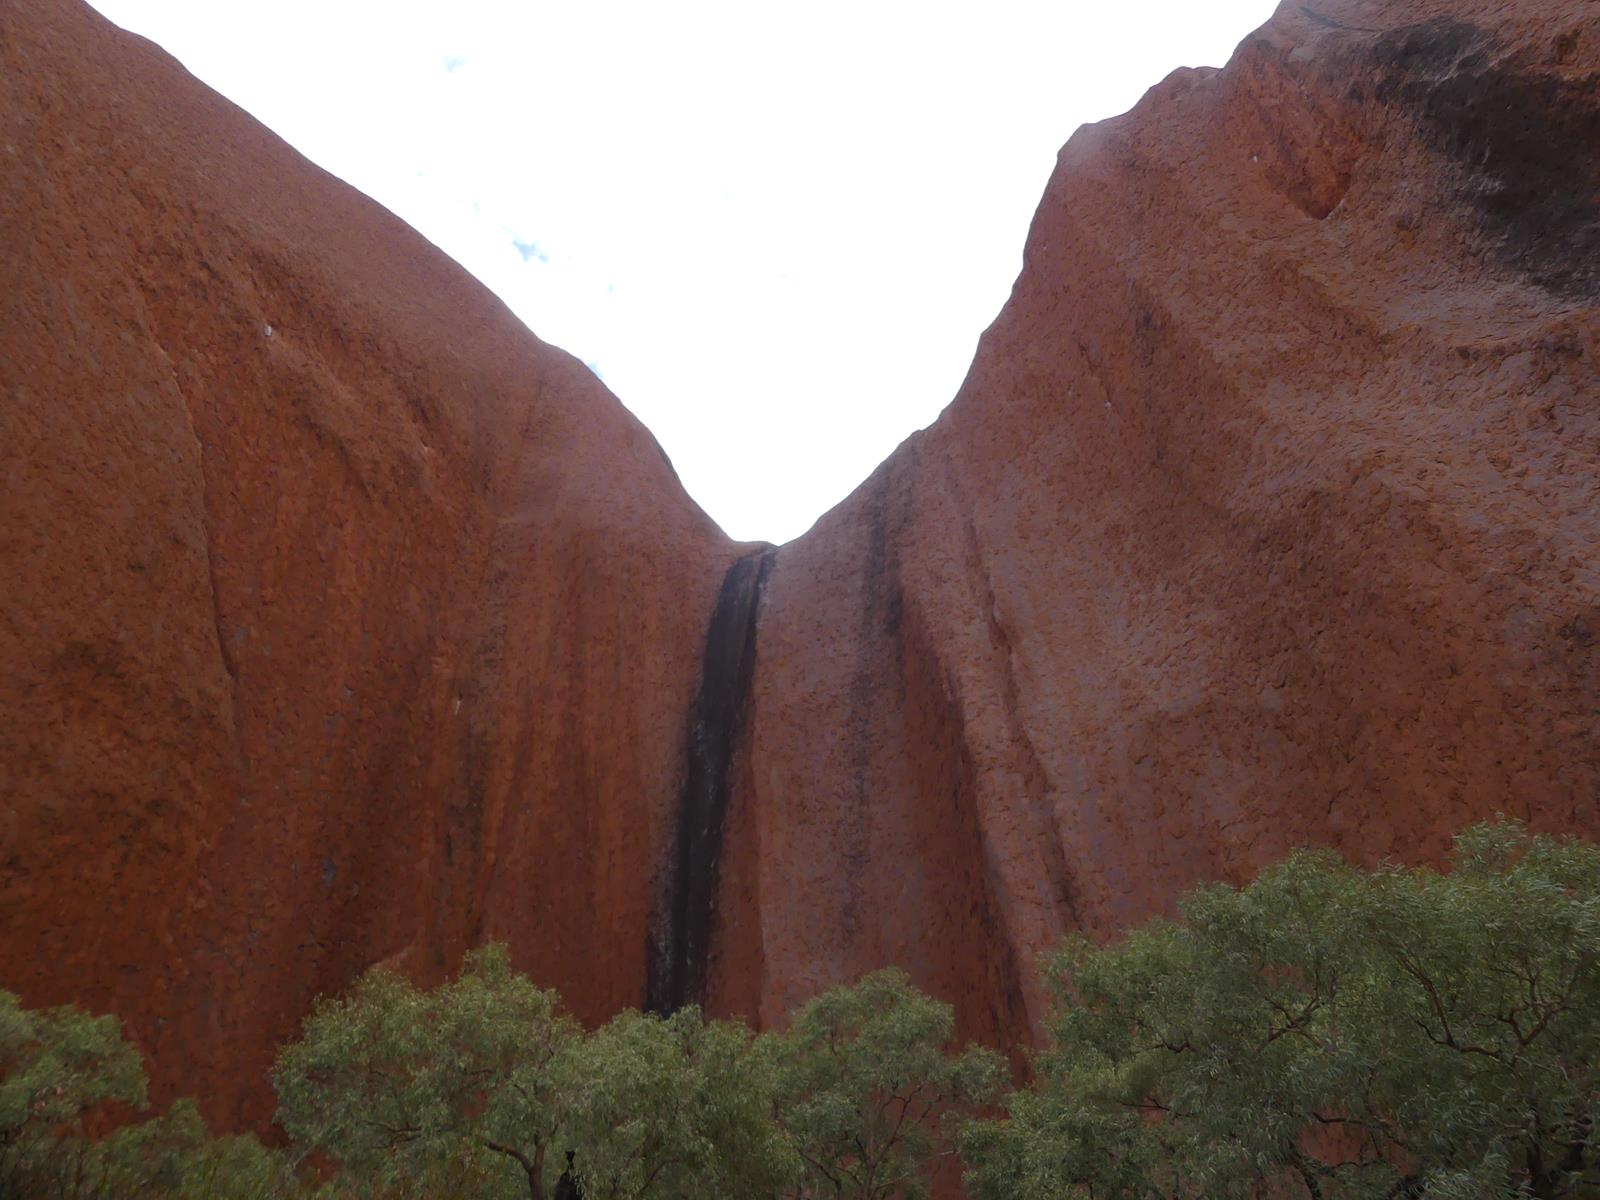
[{"x1": 88, "y1": 0, "x2": 1278, "y2": 543}]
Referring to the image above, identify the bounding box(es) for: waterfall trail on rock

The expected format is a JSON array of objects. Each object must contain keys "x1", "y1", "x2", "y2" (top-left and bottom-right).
[{"x1": 647, "y1": 546, "x2": 775, "y2": 1014}]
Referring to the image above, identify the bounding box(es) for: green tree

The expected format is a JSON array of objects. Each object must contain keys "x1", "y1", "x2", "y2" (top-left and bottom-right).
[
  {"x1": 772, "y1": 968, "x2": 1005, "y2": 1199},
  {"x1": 961, "y1": 821, "x2": 1600, "y2": 1200},
  {"x1": 0, "y1": 991, "x2": 300, "y2": 1200},
  {"x1": 86, "y1": 1099, "x2": 306, "y2": 1199},
  {"x1": 276, "y1": 947, "x2": 799, "y2": 1200},
  {"x1": 274, "y1": 945, "x2": 577, "y2": 1200},
  {"x1": 559, "y1": 1006, "x2": 796, "y2": 1199},
  {"x1": 0, "y1": 989, "x2": 146, "y2": 1195}
]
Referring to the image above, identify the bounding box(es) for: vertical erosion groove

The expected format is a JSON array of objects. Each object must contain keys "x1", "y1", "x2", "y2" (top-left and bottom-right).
[{"x1": 647, "y1": 546, "x2": 775, "y2": 1014}]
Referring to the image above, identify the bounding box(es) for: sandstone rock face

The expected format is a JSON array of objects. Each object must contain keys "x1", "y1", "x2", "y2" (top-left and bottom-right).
[
  {"x1": 707, "y1": 0, "x2": 1600, "y2": 1052},
  {"x1": 0, "y1": 0, "x2": 737, "y2": 1126},
  {"x1": 4, "y1": 0, "x2": 1600, "y2": 1151}
]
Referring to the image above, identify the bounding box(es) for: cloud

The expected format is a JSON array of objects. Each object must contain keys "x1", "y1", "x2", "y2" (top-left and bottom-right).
[{"x1": 509, "y1": 235, "x2": 549, "y2": 264}]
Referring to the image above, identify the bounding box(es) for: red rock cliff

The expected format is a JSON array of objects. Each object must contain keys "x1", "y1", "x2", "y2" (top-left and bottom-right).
[
  {"x1": 3, "y1": 0, "x2": 1599, "y2": 1143},
  {"x1": 706, "y1": 0, "x2": 1600, "y2": 1052},
  {"x1": 0, "y1": 0, "x2": 739, "y2": 1126}
]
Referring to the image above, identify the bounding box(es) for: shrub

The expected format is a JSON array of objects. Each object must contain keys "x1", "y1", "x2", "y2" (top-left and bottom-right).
[
  {"x1": 773, "y1": 968, "x2": 1005, "y2": 1199},
  {"x1": 275, "y1": 946, "x2": 795, "y2": 1199},
  {"x1": 961, "y1": 821, "x2": 1600, "y2": 1200},
  {"x1": 0, "y1": 992, "x2": 299, "y2": 1199}
]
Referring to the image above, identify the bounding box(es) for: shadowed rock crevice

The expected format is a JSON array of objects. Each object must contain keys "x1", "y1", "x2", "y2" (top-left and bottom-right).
[
  {"x1": 1369, "y1": 17, "x2": 1600, "y2": 298},
  {"x1": 648, "y1": 546, "x2": 775, "y2": 1014}
]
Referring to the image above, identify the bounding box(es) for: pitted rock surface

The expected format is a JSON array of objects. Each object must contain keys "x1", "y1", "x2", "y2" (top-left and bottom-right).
[
  {"x1": 708, "y1": 0, "x2": 1600, "y2": 1052},
  {"x1": 0, "y1": 0, "x2": 738, "y2": 1127},
  {"x1": 4, "y1": 0, "x2": 1599, "y2": 1153}
]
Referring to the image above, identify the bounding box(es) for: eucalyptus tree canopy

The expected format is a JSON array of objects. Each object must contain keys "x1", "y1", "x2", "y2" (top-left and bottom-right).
[
  {"x1": 961, "y1": 822, "x2": 1600, "y2": 1200},
  {"x1": 773, "y1": 967, "x2": 1006, "y2": 1200}
]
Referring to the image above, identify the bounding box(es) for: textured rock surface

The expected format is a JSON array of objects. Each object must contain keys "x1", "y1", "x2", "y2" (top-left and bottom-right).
[
  {"x1": 4, "y1": 0, "x2": 1600, "y2": 1153},
  {"x1": 0, "y1": 0, "x2": 737, "y2": 1127},
  {"x1": 708, "y1": 0, "x2": 1600, "y2": 1052}
]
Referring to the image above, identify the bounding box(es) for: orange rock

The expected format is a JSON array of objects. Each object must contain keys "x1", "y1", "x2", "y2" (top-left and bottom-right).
[
  {"x1": 0, "y1": 0, "x2": 737, "y2": 1128},
  {"x1": 4, "y1": 0, "x2": 1599, "y2": 1159},
  {"x1": 708, "y1": 0, "x2": 1600, "y2": 1055}
]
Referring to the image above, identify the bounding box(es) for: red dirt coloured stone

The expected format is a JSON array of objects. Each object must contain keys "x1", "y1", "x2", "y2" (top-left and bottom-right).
[
  {"x1": 0, "y1": 0, "x2": 739, "y2": 1129},
  {"x1": 4, "y1": 0, "x2": 1599, "y2": 1165},
  {"x1": 710, "y1": 0, "x2": 1600, "y2": 1061}
]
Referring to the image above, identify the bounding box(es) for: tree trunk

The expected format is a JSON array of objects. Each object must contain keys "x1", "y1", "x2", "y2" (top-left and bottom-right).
[{"x1": 530, "y1": 1141, "x2": 546, "y2": 1200}]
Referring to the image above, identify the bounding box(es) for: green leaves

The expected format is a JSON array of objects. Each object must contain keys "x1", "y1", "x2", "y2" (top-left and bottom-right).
[
  {"x1": 274, "y1": 953, "x2": 796, "y2": 1200},
  {"x1": 961, "y1": 821, "x2": 1600, "y2": 1200},
  {"x1": 23, "y1": 820, "x2": 1592, "y2": 1200},
  {"x1": 559, "y1": 1007, "x2": 794, "y2": 1199},
  {"x1": 0, "y1": 989, "x2": 147, "y2": 1137},
  {"x1": 772, "y1": 968, "x2": 1006, "y2": 1200},
  {"x1": 0, "y1": 993, "x2": 300, "y2": 1199},
  {"x1": 0, "y1": 990, "x2": 148, "y2": 1195},
  {"x1": 271, "y1": 958, "x2": 1001, "y2": 1200},
  {"x1": 88, "y1": 1099, "x2": 307, "y2": 1199},
  {"x1": 273, "y1": 945, "x2": 575, "y2": 1198}
]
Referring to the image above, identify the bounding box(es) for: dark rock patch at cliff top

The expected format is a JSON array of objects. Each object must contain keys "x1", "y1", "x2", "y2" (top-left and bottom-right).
[{"x1": 1372, "y1": 17, "x2": 1600, "y2": 298}]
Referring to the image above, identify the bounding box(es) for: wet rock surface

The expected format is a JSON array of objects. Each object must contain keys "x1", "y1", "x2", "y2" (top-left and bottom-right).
[
  {"x1": 647, "y1": 547, "x2": 774, "y2": 1015},
  {"x1": 709, "y1": 0, "x2": 1600, "y2": 1051},
  {"x1": 4, "y1": 0, "x2": 1599, "y2": 1149},
  {"x1": 1, "y1": 0, "x2": 736, "y2": 1127}
]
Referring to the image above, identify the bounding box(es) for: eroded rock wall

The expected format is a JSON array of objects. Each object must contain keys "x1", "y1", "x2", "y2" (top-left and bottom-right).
[
  {"x1": 0, "y1": 0, "x2": 737, "y2": 1125},
  {"x1": 5, "y1": 0, "x2": 1600, "y2": 1145},
  {"x1": 710, "y1": 0, "x2": 1600, "y2": 1049}
]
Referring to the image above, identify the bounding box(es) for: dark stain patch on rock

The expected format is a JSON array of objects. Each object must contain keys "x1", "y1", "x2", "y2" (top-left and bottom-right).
[
  {"x1": 647, "y1": 546, "x2": 775, "y2": 1014},
  {"x1": 1372, "y1": 18, "x2": 1600, "y2": 299}
]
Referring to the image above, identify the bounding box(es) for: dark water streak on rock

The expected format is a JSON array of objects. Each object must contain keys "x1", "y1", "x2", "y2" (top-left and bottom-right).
[{"x1": 647, "y1": 546, "x2": 774, "y2": 1014}]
